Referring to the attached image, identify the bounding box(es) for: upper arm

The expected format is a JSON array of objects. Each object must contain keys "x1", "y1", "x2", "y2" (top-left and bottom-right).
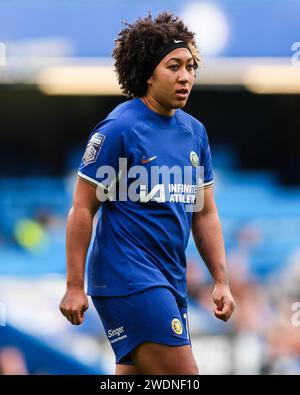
[
  {"x1": 72, "y1": 176, "x2": 102, "y2": 216},
  {"x1": 77, "y1": 119, "x2": 126, "y2": 192},
  {"x1": 192, "y1": 186, "x2": 217, "y2": 222},
  {"x1": 199, "y1": 124, "x2": 214, "y2": 188}
]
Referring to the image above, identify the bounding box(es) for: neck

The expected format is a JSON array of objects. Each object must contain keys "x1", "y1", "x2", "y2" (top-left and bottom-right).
[{"x1": 140, "y1": 95, "x2": 175, "y2": 117}]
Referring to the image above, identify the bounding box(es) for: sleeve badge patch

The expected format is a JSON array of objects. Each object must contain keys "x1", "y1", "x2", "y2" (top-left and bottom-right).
[{"x1": 83, "y1": 133, "x2": 105, "y2": 166}]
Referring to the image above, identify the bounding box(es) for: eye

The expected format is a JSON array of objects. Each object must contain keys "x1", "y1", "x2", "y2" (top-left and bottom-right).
[
  {"x1": 187, "y1": 64, "x2": 195, "y2": 71},
  {"x1": 169, "y1": 64, "x2": 179, "y2": 71}
]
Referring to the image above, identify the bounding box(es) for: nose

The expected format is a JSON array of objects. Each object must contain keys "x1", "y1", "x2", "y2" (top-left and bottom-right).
[{"x1": 178, "y1": 67, "x2": 190, "y2": 83}]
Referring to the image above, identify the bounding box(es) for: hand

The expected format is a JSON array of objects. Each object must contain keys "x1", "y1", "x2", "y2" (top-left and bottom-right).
[
  {"x1": 212, "y1": 282, "x2": 235, "y2": 322},
  {"x1": 59, "y1": 288, "x2": 89, "y2": 325}
]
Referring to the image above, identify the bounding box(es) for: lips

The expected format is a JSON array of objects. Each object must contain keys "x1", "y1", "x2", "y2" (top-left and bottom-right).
[
  {"x1": 175, "y1": 88, "x2": 189, "y2": 100},
  {"x1": 176, "y1": 88, "x2": 188, "y2": 94}
]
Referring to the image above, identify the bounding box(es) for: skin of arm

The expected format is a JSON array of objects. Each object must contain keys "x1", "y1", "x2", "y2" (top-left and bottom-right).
[
  {"x1": 192, "y1": 186, "x2": 235, "y2": 321},
  {"x1": 59, "y1": 177, "x2": 102, "y2": 325}
]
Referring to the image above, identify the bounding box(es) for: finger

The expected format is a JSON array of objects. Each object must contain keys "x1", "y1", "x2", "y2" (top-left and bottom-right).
[
  {"x1": 63, "y1": 308, "x2": 75, "y2": 324},
  {"x1": 213, "y1": 298, "x2": 223, "y2": 311},
  {"x1": 221, "y1": 302, "x2": 232, "y2": 316},
  {"x1": 75, "y1": 314, "x2": 84, "y2": 325},
  {"x1": 68, "y1": 313, "x2": 77, "y2": 325},
  {"x1": 79, "y1": 302, "x2": 89, "y2": 319},
  {"x1": 82, "y1": 302, "x2": 89, "y2": 313},
  {"x1": 65, "y1": 312, "x2": 73, "y2": 323},
  {"x1": 60, "y1": 306, "x2": 67, "y2": 318},
  {"x1": 61, "y1": 307, "x2": 73, "y2": 322},
  {"x1": 214, "y1": 308, "x2": 229, "y2": 321},
  {"x1": 71, "y1": 310, "x2": 84, "y2": 325},
  {"x1": 214, "y1": 304, "x2": 230, "y2": 318},
  {"x1": 214, "y1": 302, "x2": 234, "y2": 321}
]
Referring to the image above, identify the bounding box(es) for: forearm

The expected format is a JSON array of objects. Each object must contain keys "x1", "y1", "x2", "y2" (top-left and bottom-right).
[
  {"x1": 192, "y1": 211, "x2": 229, "y2": 285},
  {"x1": 65, "y1": 206, "x2": 94, "y2": 289}
]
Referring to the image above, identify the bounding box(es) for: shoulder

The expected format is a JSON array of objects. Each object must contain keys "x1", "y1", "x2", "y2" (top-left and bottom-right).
[
  {"x1": 175, "y1": 109, "x2": 207, "y2": 137},
  {"x1": 107, "y1": 98, "x2": 138, "y2": 123},
  {"x1": 92, "y1": 99, "x2": 137, "y2": 138}
]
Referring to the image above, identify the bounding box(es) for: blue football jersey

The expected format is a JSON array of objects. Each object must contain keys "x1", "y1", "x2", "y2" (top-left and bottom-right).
[{"x1": 78, "y1": 98, "x2": 213, "y2": 307}]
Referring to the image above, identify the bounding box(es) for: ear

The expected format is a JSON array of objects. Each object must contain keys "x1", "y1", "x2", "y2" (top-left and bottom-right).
[{"x1": 147, "y1": 75, "x2": 153, "y2": 86}]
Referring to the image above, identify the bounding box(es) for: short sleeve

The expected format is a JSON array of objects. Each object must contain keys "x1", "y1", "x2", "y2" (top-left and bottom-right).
[
  {"x1": 199, "y1": 124, "x2": 214, "y2": 188},
  {"x1": 78, "y1": 119, "x2": 126, "y2": 191}
]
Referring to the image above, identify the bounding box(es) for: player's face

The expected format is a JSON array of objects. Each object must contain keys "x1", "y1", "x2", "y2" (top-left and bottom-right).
[{"x1": 147, "y1": 48, "x2": 196, "y2": 111}]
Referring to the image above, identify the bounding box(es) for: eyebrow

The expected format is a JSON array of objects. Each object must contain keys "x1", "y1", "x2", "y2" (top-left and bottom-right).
[{"x1": 166, "y1": 57, "x2": 194, "y2": 63}]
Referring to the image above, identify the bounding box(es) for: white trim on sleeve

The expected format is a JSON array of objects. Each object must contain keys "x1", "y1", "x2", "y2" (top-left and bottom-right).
[
  {"x1": 198, "y1": 179, "x2": 214, "y2": 189},
  {"x1": 78, "y1": 171, "x2": 108, "y2": 190}
]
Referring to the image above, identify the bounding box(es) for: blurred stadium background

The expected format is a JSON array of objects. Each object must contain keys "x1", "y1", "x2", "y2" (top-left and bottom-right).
[{"x1": 1, "y1": 0, "x2": 300, "y2": 375}]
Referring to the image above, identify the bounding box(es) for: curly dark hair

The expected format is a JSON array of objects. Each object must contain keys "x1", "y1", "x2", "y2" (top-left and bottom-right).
[{"x1": 112, "y1": 12, "x2": 199, "y2": 98}]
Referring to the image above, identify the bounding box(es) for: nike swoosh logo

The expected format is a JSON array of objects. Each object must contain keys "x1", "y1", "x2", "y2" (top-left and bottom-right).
[
  {"x1": 174, "y1": 39, "x2": 184, "y2": 44},
  {"x1": 141, "y1": 155, "x2": 157, "y2": 164}
]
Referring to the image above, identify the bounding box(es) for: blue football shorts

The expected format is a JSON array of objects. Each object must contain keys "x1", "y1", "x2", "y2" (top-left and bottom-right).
[{"x1": 92, "y1": 286, "x2": 191, "y2": 365}]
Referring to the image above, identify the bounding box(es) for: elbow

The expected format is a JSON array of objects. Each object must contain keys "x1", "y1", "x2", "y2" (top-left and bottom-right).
[{"x1": 68, "y1": 205, "x2": 97, "y2": 222}]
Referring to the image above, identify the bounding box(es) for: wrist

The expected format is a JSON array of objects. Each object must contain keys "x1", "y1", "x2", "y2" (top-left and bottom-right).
[
  {"x1": 214, "y1": 278, "x2": 229, "y2": 287},
  {"x1": 67, "y1": 281, "x2": 85, "y2": 291}
]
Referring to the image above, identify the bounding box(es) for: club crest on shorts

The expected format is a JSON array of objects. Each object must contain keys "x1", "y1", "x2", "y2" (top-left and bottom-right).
[
  {"x1": 83, "y1": 132, "x2": 105, "y2": 166},
  {"x1": 190, "y1": 151, "x2": 199, "y2": 167},
  {"x1": 171, "y1": 318, "x2": 183, "y2": 335}
]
